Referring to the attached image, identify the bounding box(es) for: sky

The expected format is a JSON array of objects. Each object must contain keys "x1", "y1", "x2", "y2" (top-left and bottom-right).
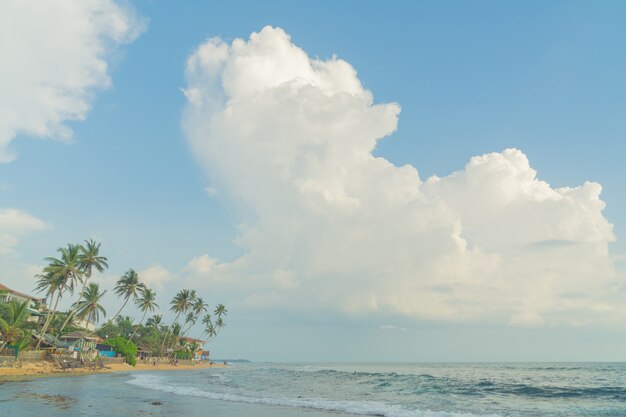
[{"x1": 1, "y1": 0, "x2": 626, "y2": 362}]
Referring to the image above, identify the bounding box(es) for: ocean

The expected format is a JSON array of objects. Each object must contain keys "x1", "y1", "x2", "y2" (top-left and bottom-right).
[{"x1": 1, "y1": 362, "x2": 625, "y2": 416}]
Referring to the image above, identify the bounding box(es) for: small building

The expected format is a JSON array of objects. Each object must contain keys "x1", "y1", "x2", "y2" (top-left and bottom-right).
[
  {"x1": 0, "y1": 282, "x2": 48, "y2": 324},
  {"x1": 137, "y1": 347, "x2": 152, "y2": 360},
  {"x1": 59, "y1": 332, "x2": 102, "y2": 358},
  {"x1": 96, "y1": 343, "x2": 116, "y2": 358},
  {"x1": 200, "y1": 350, "x2": 210, "y2": 361}
]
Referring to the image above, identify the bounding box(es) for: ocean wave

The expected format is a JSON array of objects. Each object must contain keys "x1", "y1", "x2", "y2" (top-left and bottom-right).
[{"x1": 127, "y1": 374, "x2": 501, "y2": 417}]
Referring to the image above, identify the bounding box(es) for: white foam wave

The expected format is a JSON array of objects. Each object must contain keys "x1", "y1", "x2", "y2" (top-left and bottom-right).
[{"x1": 127, "y1": 374, "x2": 500, "y2": 417}]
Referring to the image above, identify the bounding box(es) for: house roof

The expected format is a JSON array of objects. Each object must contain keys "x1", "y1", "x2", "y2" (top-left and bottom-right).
[
  {"x1": 59, "y1": 331, "x2": 102, "y2": 341},
  {"x1": 179, "y1": 336, "x2": 205, "y2": 344},
  {"x1": 0, "y1": 283, "x2": 46, "y2": 302}
]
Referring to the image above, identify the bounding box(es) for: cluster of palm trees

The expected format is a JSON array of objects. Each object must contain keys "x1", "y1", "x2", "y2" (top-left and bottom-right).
[{"x1": 23, "y1": 240, "x2": 226, "y2": 357}]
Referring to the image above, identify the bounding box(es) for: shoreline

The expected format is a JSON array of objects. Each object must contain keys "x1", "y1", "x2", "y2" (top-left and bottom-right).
[{"x1": 0, "y1": 360, "x2": 227, "y2": 383}]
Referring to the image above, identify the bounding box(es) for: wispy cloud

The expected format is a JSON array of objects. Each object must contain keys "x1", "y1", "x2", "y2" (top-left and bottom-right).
[{"x1": 0, "y1": 0, "x2": 146, "y2": 162}]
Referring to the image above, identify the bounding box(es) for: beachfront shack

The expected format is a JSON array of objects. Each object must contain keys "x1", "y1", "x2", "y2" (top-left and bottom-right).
[
  {"x1": 96, "y1": 342, "x2": 116, "y2": 358},
  {"x1": 59, "y1": 332, "x2": 101, "y2": 358}
]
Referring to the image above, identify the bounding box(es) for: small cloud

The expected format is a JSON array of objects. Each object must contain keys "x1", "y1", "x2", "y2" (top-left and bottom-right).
[
  {"x1": 205, "y1": 186, "x2": 218, "y2": 196},
  {"x1": 379, "y1": 324, "x2": 407, "y2": 332},
  {"x1": 186, "y1": 255, "x2": 217, "y2": 274},
  {"x1": 139, "y1": 264, "x2": 173, "y2": 291}
]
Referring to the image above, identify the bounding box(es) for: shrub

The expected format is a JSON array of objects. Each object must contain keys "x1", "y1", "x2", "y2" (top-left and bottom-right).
[{"x1": 105, "y1": 337, "x2": 137, "y2": 366}]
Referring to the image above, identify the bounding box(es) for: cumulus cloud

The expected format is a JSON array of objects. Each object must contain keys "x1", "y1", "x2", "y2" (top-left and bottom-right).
[
  {"x1": 139, "y1": 264, "x2": 174, "y2": 291},
  {"x1": 0, "y1": 0, "x2": 146, "y2": 162},
  {"x1": 182, "y1": 26, "x2": 621, "y2": 325},
  {"x1": 0, "y1": 208, "x2": 46, "y2": 255}
]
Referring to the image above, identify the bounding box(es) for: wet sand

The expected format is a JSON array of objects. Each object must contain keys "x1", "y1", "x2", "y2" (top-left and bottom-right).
[{"x1": 0, "y1": 360, "x2": 226, "y2": 382}]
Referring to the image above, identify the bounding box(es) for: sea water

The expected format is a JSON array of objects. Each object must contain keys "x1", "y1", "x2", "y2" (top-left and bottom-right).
[{"x1": 1, "y1": 362, "x2": 625, "y2": 416}]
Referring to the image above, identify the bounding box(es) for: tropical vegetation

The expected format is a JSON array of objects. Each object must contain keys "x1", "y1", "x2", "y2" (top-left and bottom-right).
[{"x1": 0, "y1": 240, "x2": 227, "y2": 365}]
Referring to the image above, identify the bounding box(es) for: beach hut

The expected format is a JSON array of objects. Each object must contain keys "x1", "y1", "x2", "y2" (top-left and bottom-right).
[
  {"x1": 96, "y1": 343, "x2": 116, "y2": 358},
  {"x1": 59, "y1": 332, "x2": 101, "y2": 358}
]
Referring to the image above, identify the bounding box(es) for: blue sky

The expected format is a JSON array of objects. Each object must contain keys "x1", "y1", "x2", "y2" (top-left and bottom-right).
[{"x1": 1, "y1": 1, "x2": 625, "y2": 361}]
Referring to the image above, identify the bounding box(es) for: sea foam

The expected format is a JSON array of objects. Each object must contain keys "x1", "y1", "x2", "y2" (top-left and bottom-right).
[{"x1": 127, "y1": 373, "x2": 500, "y2": 417}]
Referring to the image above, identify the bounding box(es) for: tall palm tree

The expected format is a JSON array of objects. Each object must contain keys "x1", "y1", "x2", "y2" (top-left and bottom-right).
[
  {"x1": 182, "y1": 297, "x2": 208, "y2": 336},
  {"x1": 199, "y1": 313, "x2": 214, "y2": 340},
  {"x1": 129, "y1": 288, "x2": 158, "y2": 343},
  {"x1": 109, "y1": 269, "x2": 144, "y2": 324},
  {"x1": 72, "y1": 283, "x2": 106, "y2": 358},
  {"x1": 214, "y1": 304, "x2": 227, "y2": 318},
  {"x1": 0, "y1": 301, "x2": 31, "y2": 354},
  {"x1": 35, "y1": 244, "x2": 84, "y2": 349},
  {"x1": 59, "y1": 240, "x2": 108, "y2": 334},
  {"x1": 160, "y1": 289, "x2": 194, "y2": 354},
  {"x1": 73, "y1": 283, "x2": 107, "y2": 326},
  {"x1": 215, "y1": 317, "x2": 225, "y2": 329}
]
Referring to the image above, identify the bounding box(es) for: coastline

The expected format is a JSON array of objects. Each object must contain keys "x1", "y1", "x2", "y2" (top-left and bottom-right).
[{"x1": 0, "y1": 360, "x2": 227, "y2": 383}]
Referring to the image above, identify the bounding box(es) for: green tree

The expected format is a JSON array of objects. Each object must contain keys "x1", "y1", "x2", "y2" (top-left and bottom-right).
[
  {"x1": 35, "y1": 243, "x2": 84, "y2": 349},
  {"x1": 59, "y1": 240, "x2": 108, "y2": 334},
  {"x1": 106, "y1": 336, "x2": 138, "y2": 366},
  {"x1": 109, "y1": 269, "x2": 144, "y2": 323},
  {"x1": 160, "y1": 289, "x2": 194, "y2": 354},
  {"x1": 129, "y1": 288, "x2": 158, "y2": 343},
  {"x1": 73, "y1": 283, "x2": 107, "y2": 326},
  {"x1": 0, "y1": 301, "x2": 31, "y2": 354}
]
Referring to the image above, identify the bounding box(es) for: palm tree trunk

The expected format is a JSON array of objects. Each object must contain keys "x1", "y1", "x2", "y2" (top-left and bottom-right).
[
  {"x1": 108, "y1": 296, "x2": 130, "y2": 325},
  {"x1": 58, "y1": 274, "x2": 90, "y2": 334},
  {"x1": 128, "y1": 310, "x2": 147, "y2": 345},
  {"x1": 159, "y1": 312, "x2": 181, "y2": 357},
  {"x1": 35, "y1": 290, "x2": 61, "y2": 350}
]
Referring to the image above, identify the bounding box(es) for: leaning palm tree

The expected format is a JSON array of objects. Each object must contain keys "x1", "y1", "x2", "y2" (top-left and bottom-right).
[
  {"x1": 35, "y1": 244, "x2": 84, "y2": 349},
  {"x1": 73, "y1": 283, "x2": 107, "y2": 327},
  {"x1": 128, "y1": 288, "x2": 158, "y2": 343},
  {"x1": 199, "y1": 313, "x2": 213, "y2": 340},
  {"x1": 182, "y1": 297, "x2": 209, "y2": 336},
  {"x1": 73, "y1": 283, "x2": 107, "y2": 358},
  {"x1": 215, "y1": 316, "x2": 225, "y2": 329},
  {"x1": 109, "y1": 269, "x2": 144, "y2": 324},
  {"x1": 214, "y1": 304, "x2": 227, "y2": 318},
  {"x1": 160, "y1": 289, "x2": 194, "y2": 354},
  {"x1": 0, "y1": 301, "x2": 31, "y2": 354},
  {"x1": 58, "y1": 240, "x2": 108, "y2": 334}
]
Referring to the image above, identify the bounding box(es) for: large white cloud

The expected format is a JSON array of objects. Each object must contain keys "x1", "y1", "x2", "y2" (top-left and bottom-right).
[
  {"x1": 0, "y1": 0, "x2": 146, "y2": 162},
  {"x1": 182, "y1": 26, "x2": 621, "y2": 326}
]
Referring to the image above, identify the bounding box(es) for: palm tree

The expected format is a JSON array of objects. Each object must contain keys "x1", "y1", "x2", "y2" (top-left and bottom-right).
[
  {"x1": 129, "y1": 288, "x2": 158, "y2": 343},
  {"x1": 199, "y1": 313, "x2": 213, "y2": 340},
  {"x1": 0, "y1": 301, "x2": 31, "y2": 354},
  {"x1": 35, "y1": 244, "x2": 84, "y2": 349},
  {"x1": 181, "y1": 297, "x2": 209, "y2": 336},
  {"x1": 72, "y1": 283, "x2": 106, "y2": 358},
  {"x1": 58, "y1": 240, "x2": 108, "y2": 334},
  {"x1": 214, "y1": 304, "x2": 227, "y2": 318},
  {"x1": 73, "y1": 283, "x2": 107, "y2": 327},
  {"x1": 182, "y1": 311, "x2": 196, "y2": 335},
  {"x1": 109, "y1": 269, "x2": 144, "y2": 324},
  {"x1": 160, "y1": 289, "x2": 194, "y2": 354},
  {"x1": 145, "y1": 314, "x2": 162, "y2": 328},
  {"x1": 215, "y1": 317, "x2": 225, "y2": 329}
]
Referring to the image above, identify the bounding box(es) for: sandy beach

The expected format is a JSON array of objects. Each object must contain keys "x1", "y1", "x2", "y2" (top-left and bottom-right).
[{"x1": 0, "y1": 360, "x2": 226, "y2": 382}]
